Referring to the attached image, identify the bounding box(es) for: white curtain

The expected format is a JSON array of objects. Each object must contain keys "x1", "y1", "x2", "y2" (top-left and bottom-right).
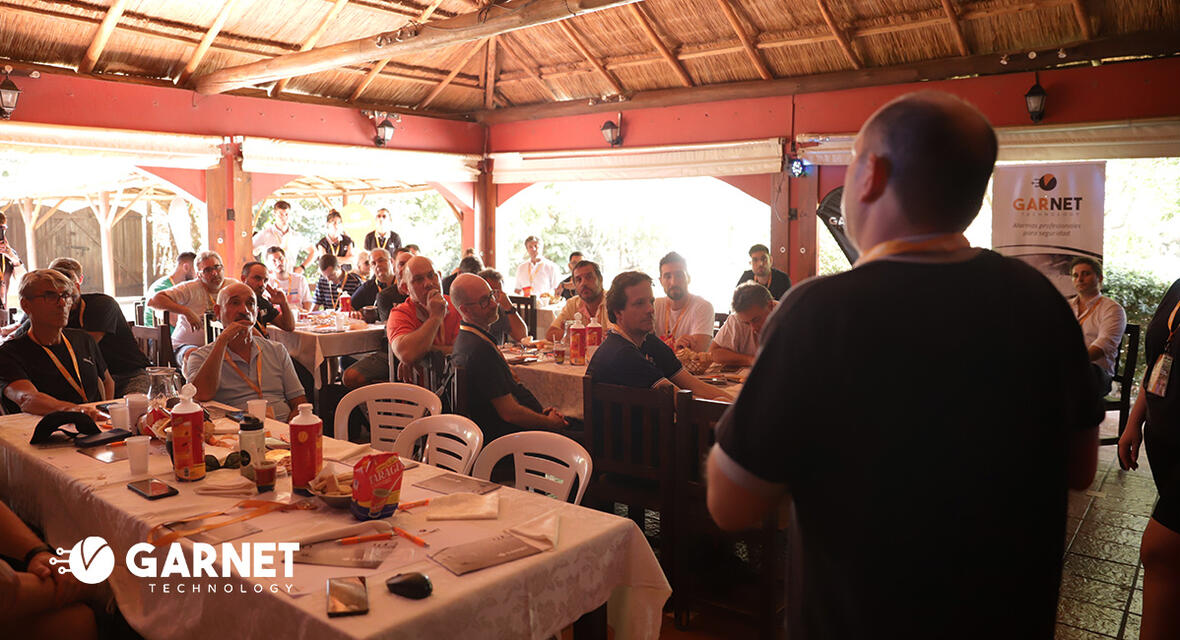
[{"x1": 240, "y1": 137, "x2": 480, "y2": 183}]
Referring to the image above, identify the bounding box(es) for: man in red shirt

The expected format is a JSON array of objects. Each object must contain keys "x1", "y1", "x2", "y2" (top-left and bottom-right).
[{"x1": 387, "y1": 256, "x2": 460, "y2": 379}]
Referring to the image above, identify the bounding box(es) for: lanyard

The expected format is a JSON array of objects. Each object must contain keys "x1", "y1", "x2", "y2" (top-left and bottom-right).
[
  {"x1": 223, "y1": 345, "x2": 264, "y2": 398},
  {"x1": 460, "y1": 324, "x2": 520, "y2": 381},
  {"x1": 662, "y1": 301, "x2": 689, "y2": 340},
  {"x1": 526, "y1": 260, "x2": 542, "y2": 286},
  {"x1": 375, "y1": 233, "x2": 389, "y2": 250},
  {"x1": 148, "y1": 499, "x2": 315, "y2": 547},
  {"x1": 326, "y1": 235, "x2": 343, "y2": 256},
  {"x1": 29, "y1": 331, "x2": 87, "y2": 402},
  {"x1": 854, "y1": 233, "x2": 971, "y2": 267},
  {"x1": 1165, "y1": 297, "x2": 1180, "y2": 349}
]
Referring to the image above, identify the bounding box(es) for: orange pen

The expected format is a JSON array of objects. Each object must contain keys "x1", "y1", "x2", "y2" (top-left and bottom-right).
[
  {"x1": 397, "y1": 499, "x2": 431, "y2": 512},
  {"x1": 393, "y1": 526, "x2": 429, "y2": 548},
  {"x1": 338, "y1": 532, "x2": 393, "y2": 545},
  {"x1": 109, "y1": 440, "x2": 127, "y2": 447}
]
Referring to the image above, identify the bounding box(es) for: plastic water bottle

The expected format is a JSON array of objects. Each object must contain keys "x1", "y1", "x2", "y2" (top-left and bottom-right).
[
  {"x1": 569, "y1": 313, "x2": 587, "y2": 366},
  {"x1": 289, "y1": 403, "x2": 323, "y2": 496}
]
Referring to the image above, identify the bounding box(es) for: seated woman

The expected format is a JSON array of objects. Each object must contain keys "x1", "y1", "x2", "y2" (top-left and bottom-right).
[{"x1": 0, "y1": 270, "x2": 111, "y2": 418}]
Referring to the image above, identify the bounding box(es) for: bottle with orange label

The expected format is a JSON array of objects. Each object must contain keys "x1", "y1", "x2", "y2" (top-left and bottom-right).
[
  {"x1": 586, "y1": 316, "x2": 603, "y2": 348},
  {"x1": 289, "y1": 403, "x2": 323, "y2": 496},
  {"x1": 569, "y1": 312, "x2": 587, "y2": 366},
  {"x1": 170, "y1": 384, "x2": 206, "y2": 482}
]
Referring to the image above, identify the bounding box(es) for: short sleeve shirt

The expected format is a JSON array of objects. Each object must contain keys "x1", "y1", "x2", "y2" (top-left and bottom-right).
[
  {"x1": 386, "y1": 296, "x2": 461, "y2": 347},
  {"x1": 364, "y1": 230, "x2": 402, "y2": 252},
  {"x1": 737, "y1": 268, "x2": 792, "y2": 300},
  {"x1": 183, "y1": 337, "x2": 304, "y2": 421},
  {"x1": 313, "y1": 272, "x2": 363, "y2": 309},
  {"x1": 144, "y1": 275, "x2": 174, "y2": 327},
  {"x1": 514, "y1": 258, "x2": 561, "y2": 293},
  {"x1": 161, "y1": 279, "x2": 234, "y2": 347},
  {"x1": 376, "y1": 286, "x2": 408, "y2": 322},
  {"x1": 352, "y1": 277, "x2": 394, "y2": 310},
  {"x1": 549, "y1": 296, "x2": 610, "y2": 336},
  {"x1": 452, "y1": 323, "x2": 543, "y2": 442},
  {"x1": 0, "y1": 328, "x2": 108, "y2": 406},
  {"x1": 316, "y1": 234, "x2": 355, "y2": 259},
  {"x1": 652, "y1": 294, "x2": 715, "y2": 345},
  {"x1": 70, "y1": 293, "x2": 150, "y2": 375},
  {"x1": 271, "y1": 272, "x2": 312, "y2": 310},
  {"x1": 587, "y1": 331, "x2": 683, "y2": 388},
  {"x1": 712, "y1": 312, "x2": 761, "y2": 356}
]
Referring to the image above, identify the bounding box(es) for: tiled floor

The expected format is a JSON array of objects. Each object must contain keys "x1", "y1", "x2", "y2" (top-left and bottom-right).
[{"x1": 658, "y1": 414, "x2": 1158, "y2": 640}]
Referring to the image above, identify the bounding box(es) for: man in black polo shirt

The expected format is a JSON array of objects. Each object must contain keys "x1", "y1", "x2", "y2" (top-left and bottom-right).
[
  {"x1": 587, "y1": 271, "x2": 730, "y2": 400},
  {"x1": 736, "y1": 243, "x2": 791, "y2": 299},
  {"x1": 375, "y1": 248, "x2": 412, "y2": 322},
  {"x1": 351, "y1": 248, "x2": 395, "y2": 311},
  {"x1": 706, "y1": 91, "x2": 1102, "y2": 639},
  {"x1": 240, "y1": 260, "x2": 294, "y2": 337},
  {"x1": 451, "y1": 273, "x2": 566, "y2": 442}
]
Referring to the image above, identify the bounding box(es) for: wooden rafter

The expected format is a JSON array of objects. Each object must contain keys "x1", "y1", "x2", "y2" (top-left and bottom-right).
[
  {"x1": 79, "y1": 0, "x2": 129, "y2": 74},
  {"x1": 714, "y1": 0, "x2": 772, "y2": 81},
  {"x1": 627, "y1": 4, "x2": 693, "y2": 87},
  {"x1": 274, "y1": 0, "x2": 351, "y2": 95},
  {"x1": 815, "y1": 0, "x2": 861, "y2": 69},
  {"x1": 1070, "y1": 0, "x2": 1094, "y2": 40},
  {"x1": 484, "y1": 37, "x2": 498, "y2": 110},
  {"x1": 556, "y1": 21, "x2": 625, "y2": 95},
  {"x1": 348, "y1": 0, "x2": 447, "y2": 102},
  {"x1": 498, "y1": 35, "x2": 560, "y2": 101},
  {"x1": 939, "y1": 0, "x2": 970, "y2": 56},
  {"x1": 177, "y1": 0, "x2": 240, "y2": 86},
  {"x1": 417, "y1": 39, "x2": 488, "y2": 109}
]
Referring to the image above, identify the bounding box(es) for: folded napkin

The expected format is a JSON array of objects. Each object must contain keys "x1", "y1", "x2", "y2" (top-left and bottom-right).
[
  {"x1": 322, "y1": 440, "x2": 373, "y2": 463},
  {"x1": 426, "y1": 492, "x2": 500, "y2": 520},
  {"x1": 506, "y1": 510, "x2": 561, "y2": 551},
  {"x1": 194, "y1": 475, "x2": 256, "y2": 497}
]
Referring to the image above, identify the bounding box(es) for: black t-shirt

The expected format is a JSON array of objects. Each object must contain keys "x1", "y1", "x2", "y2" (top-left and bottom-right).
[
  {"x1": 364, "y1": 230, "x2": 402, "y2": 252},
  {"x1": 440, "y1": 272, "x2": 459, "y2": 295},
  {"x1": 70, "y1": 293, "x2": 149, "y2": 375},
  {"x1": 317, "y1": 234, "x2": 354, "y2": 258},
  {"x1": 376, "y1": 285, "x2": 408, "y2": 322},
  {"x1": 737, "y1": 268, "x2": 792, "y2": 299},
  {"x1": 715, "y1": 250, "x2": 1100, "y2": 640},
  {"x1": 254, "y1": 294, "x2": 280, "y2": 336},
  {"x1": 353, "y1": 277, "x2": 395, "y2": 310},
  {"x1": 557, "y1": 274, "x2": 575, "y2": 300},
  {"x1": 452, "y1": 323, "x2": 543, "y2": 442},
  {"x1": 586, "y1": 331, "x2": 682, "y2": 388},
  {"x1": 1144, "y1": 278, "x2": 1180, "y2": 443},
  {"x1": 0, "y1": 328, "x2": 108, "y2": 407}
]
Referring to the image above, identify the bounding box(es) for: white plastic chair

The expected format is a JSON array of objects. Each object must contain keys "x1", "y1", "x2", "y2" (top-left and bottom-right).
[
  {"x1": 471, "y1": 431, "x2": 593, "y2": 505},
  {"x1": 391, "y1": 415, "x2": 484, "y2": 475},
  {"x1": 333, "y1": 383, "x2": 441, "y2": 450}
]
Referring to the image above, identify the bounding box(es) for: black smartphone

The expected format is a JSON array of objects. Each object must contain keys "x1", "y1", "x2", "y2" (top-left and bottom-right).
[
  {"x1": 326, "y1": 576, "x2": 369, "y2": 617},
  {"x1": 127, "y1": 479, "x2": 179, "y2": 500}
]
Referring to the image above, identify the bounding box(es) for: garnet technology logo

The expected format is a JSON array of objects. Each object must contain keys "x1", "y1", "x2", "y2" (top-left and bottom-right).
[
  {"x1": 52, "y1": 536, "x2": 117, "y2": 585},
  {"x1": 1033, "y1": 174, "x2": 1058, "y2": 191}
]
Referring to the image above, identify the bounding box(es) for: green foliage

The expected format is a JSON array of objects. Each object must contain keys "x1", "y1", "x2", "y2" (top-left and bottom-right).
[{"x1": 1103, "y1": 266, "x2": 1172, "y2": 391}]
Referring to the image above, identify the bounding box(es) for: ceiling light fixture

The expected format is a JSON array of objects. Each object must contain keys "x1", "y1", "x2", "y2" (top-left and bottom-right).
[
  {"x1": 1025, "y1": 72, "x2": 1047, "y2": 124},
  {"x1": 0, "y1": 66, "x2": 23, "y2": 120}
]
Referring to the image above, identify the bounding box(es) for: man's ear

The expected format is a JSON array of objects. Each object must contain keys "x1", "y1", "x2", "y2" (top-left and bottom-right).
[
  {"x1": 213, "y1": 303, "x2": 222, "y2": 318},
  {"x1": 860, "y1": 153, "x2": 891, "y2": 204}
]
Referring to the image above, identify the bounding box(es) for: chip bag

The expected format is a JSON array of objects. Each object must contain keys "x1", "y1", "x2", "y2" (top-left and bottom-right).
[{"x1": 350, "y1": 453, "x2": 404, "y2": 521}]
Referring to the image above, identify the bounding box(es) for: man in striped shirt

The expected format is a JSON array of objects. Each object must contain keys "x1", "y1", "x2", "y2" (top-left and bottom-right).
[{"x1": 313, "y1": 253, "x2": 363, "y2": 310}]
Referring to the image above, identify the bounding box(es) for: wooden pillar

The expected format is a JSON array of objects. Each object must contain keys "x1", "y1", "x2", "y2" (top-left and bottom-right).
[
  {"x1": 788, "y1": 171, "x2": 818, "y2": 281},
  {"x1": 96, "y1": 191, "x2": 117, "y2": 296},
  {"x1": 769, "y1": 172, "x2": 791, "y2": 280},
  {"x1": 18, "y1": 198, "x2": 38, "y2": 270},
  {"x1": 476, "y1": 162, "x2": 497, "y2": 268},
  {"x1": 204, "y1": 142, "x2": 254, "y2": 273}
]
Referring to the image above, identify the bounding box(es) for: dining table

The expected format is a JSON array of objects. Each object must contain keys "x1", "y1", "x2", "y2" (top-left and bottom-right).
[
  {"x1": 269, "y1": 316, "x2": 387, "y2": 389},
  {"x1": 0, "y1": 403, "x2": 671, "y2": 640}
]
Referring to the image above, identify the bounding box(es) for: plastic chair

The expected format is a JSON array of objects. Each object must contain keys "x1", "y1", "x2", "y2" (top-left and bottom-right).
[
  {"x1": 472, "y1": 431, "x2": 593, "y2": 505},
  {"x1": 334, "y1": 383, "x2": 441, "y2": 449},
  {"x1": 391, "y1": 414, "x2": 483, "y2": 474}
]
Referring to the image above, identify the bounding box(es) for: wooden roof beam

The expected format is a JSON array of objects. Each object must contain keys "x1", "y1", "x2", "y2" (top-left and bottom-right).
[
  {"x1": 939, "y1": 0, "x2": 970, "y2": 56},
  {"x1": 484, "y1": 37, "x2": 498, "y2": 109},
  {"x1": 627, "y1": 4, "x2": 693, "y2": 87},
  {"x1": 274, "y1": 0, "x2": 351, "y2": 95},
  {"x1": 714, "y1": 0, "x2": 772, "y2": 80},
  {"x1": 177, "y1": 0, "x2": 240, "y2": 86},
  {"x1": 417, "y1": 39, "x2": 489, "y2": 109},
  {"x1": 498, "y1": 35, "x2": 561, "y2": 101},
  {"x1": 349, "y1": 0, "x2": 448, "y2": 102},
  {"x1": 1070, "y1": 0, "x2": 1094, "y2": 40},
  {"x1": 815, "y1": 0, "x2": 861, "y2": 69},
  {"x1": 556, "y1": 20, "x2": 625, "y2": 95},
  {"x1": 195, "y1": 0, "x2": 643, "y2": 95},
  {"x1": 79, "y1": 0, "x2": 129, "y2": 74}
]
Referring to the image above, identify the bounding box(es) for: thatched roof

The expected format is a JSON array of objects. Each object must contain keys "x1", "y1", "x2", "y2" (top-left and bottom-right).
[{"x1": 2, "y1": 0, "x2": 1178, "y2": 121}]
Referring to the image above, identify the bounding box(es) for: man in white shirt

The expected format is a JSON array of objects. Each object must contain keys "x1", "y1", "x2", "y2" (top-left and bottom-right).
[
  {"x1": 653, "y1": 251, "x2": 714, "y2": 352},
  {"x1": 514, "y1": 235, "x2": 560, "y2": 295},
  {"x1": 265, "y1": 246, "x2": 313, "y2": 312},
  {"x1": 1069, "y1": 257, "x2": 1126, "y2": 394},
  {"x1": 711, "y1": 282, "x2": 776, "y2": 367},
  {"x1": 252, "y1": 200, "x2": 300, "y2": 266},
  {"x1": 148, "y1": 250, "x2": 235, "y2": 361}
]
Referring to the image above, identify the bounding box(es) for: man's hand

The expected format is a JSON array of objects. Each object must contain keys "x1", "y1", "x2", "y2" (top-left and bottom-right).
[
  {"x1": 216, "y1": 320, "x2": 254, "y2": 345},
  {"x1": 1118, "y1": 422, "x2": 1142, "y2": 471},
  {"x1": 426, "y1": 289, "x2": 446, "y2": 318},
  {"x1": 495, "y1": 290, "x2": 513, "y2": 311},
  {"x1": 544, "y1": 408, "x2": 568, "y2": 429},
  {"x1": 181, "y1": 309, "x2": 202, "y2": 329},
  {"x1": 264, "y1": 284, "x2": 286, "y2": 307},
  {"x1": 26, "y1": 550, "x2": 55, "y2": 580},
  {"x1": 674, "y1": 335, "x2": 695, "y2": 350},
  {"x1": 71, "y1": 404, "x2": 106, "y2": 422}
]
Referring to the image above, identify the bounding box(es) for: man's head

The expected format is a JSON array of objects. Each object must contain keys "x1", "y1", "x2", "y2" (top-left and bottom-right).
[
  {"x1": 195, "y1": 251, "x2": 225, "y2": 291},
  {"x1": 568, "y1": 252, "x2": 583, "y2": 272},
  {"x1": 356, "y1": 251, "x2": 372, "y2": 279},
  {"x1": 48, "y1": 257, "x2": 83, "y2": 287},
  {"x1": 748, "y1": 244, "x2": 771, "y2": 278},
  {"x1": 319, "y1": 253, "x2": 342, "y2": 283},
  {"x1": 451, "y1": 272, "x2": 499, "y2": 327},
  {"x1": 478, "y1": 268, "x2": 504, "y2": 292},
  {"x1": 370, "y1": 248, "x2": 393, "y2": 283},
  {"x1": 177, "y1": 251, "x2": 197, "y2": 281},
  {"x1": 405, "y1": 244, "x2": 420, "y2": 255},
  {"x1": 572, "y1": 260, "x2": 604, "y2": 304},
  {"x1": 731, "y1": 282, "x2": 775, "y2": 337},
  {"x1": 273, "y1": 200, "x2": 291, "y2": 227},
  {"x1": 375, "y1": 208, "x2": 392, "y2": 233},
  {"x1": 842, "y1": 91, "x2": 997, "y2": 248},
  {"x1": 1070, "y1": 257, "x2": 1104, "y2": 297},
  {"x1": 265, "y1": 246, "x2": 287, "y2": 274},
  {"x1": 393, "y1": 248, "x2": 414, "y2": 291},
  {"x1": 19, "y1": 269, "x2": 77, "y2": 329},
  {"x1": 402, "y1": 256, "x2": 441, "y2": 306},
  {"x1": 605, "y1": 271, "x2": 655, "y2": 335},
  {"x1": 326, "y1": 210, "x2": 343, "y2": 237},
  {"x1": 457, "y1": 256, "x2": 482, "y2": 275},
  {"x1": 215, "y1": 281, "x2": 258, "y2": 327},
  {"x1": 658, "y1": 251, "x2": 691, "y2": 301},
  {"x1": 524, "y1": 235, "x2": 541, "y2": 260},
  {"x1": 240, "y1": 261, "x2": 268, "y2": 295}
]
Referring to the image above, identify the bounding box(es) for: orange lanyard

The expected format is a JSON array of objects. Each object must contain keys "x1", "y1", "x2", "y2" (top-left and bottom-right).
[
  {"x1": 1164, "y1": 297, "x2": 1180, "y2": 348},
  {"x1": 854, "y1": 233, "x2": 970, "y2": 267},
  {"x1": 375, "y1": 233, "x2": 389, "y2": 249},
  {"x1": 1073, "y1": 296, "x2": 1101, "y2": 325},
  {"x1": 663, "y1": 301, "x2": 688, "y2": 340},
  {"x1": 30, "y1": 332, "x2": 87, "y2": 402},
  {"x1": 526, "y1": 260, "x2": 542, "y2": 285},
  {"x1": 460, "y1": 324, "x2": 519, "y2": 381},
  {"x1": 223, "y1": 345, "x2": 264, "y2": 398},
  {"x1": 148, "y1": 499, "x2": 315, "y2": 547},
  {"x1": 326, "y1": 236, "x2": 342, "y2": 256}
]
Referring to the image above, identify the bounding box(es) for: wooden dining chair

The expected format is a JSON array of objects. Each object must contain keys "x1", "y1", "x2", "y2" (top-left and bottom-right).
[
  {"x1": 713, "y1": 312, "x2": 729, "y2": 336},
  {"x1": 129, "y1": 317, "x2": 176, "y2": 368},
  {"x1": 1100, "y1": 323, "x2": 1140, "y2": 446},
  {"x1": 508, "y1": 295, "x2": 538, "y2": 338}
]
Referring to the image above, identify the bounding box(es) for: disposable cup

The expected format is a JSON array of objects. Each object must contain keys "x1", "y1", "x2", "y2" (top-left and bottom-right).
[
  {"x1": 125, "y1": 393, "x2": 149, "y2": 425},
  {"x1": 248, "y1": 399, "x2": 269, "y2": 421},
  {"x1": 126, "y1": 436, "x2": 150, "y2": 476},
  {"x1": 108, "y1": 403, "x2": 130, "y2": 430}
]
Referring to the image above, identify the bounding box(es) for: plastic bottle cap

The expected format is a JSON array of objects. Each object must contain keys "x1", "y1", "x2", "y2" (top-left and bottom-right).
[{"x1": 240, "y1": 416, "x2": 264, "y2": 431}]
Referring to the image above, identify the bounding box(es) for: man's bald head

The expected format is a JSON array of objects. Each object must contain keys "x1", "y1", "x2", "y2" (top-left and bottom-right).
[
  {"x1": 451, "y1": 272, "x2": 498, "y2": 326},
  {"x1": 215, "y1": 282, "x2": 258, "y2": 325},
  {"x1": 859, "y1": 91, "x2": 997, "y2": 232}
]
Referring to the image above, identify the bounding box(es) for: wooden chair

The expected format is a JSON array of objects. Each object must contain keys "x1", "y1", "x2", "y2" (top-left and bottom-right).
[
  {"x1": 134, "y1": 299, "x2": 147, "y2": 325},
  {"x1": 334, "y1": 383, "x2": 442, "y2": 450},
  {"x1": 508, "y1": 295, "x2": 538, "y2": 338},
  {"x1": 473, "y1": 431, "x2": 593, "y2": 505},
  {"x1": 1100, "y1": 323, "x2": 1140, "y2": 446},
  {"x1": 391, "y1": 414, "x2": 483, "y2": 474},
  {"x1": 129, "y1": 317, "x2": 176, "y2": 368},
  {"x1": 673, "y1": 390, "x2": 784, "y2": 638}
]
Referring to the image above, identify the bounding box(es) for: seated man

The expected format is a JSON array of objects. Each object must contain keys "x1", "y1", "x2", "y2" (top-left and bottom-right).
[
  {"x1": 148, "y1": 250, "x2": 233, "y2": 361},
  {"x1": 554, "y1": 251, "x2": 583, "y2": 300},
  {"x1": 1069, "y1": 257, "x2": 1127, "y2": 395},
  {"x1": 653, "y1": 251, "x2": 714, "y2": 352},
  {"x1": 0, "y1": 270, "x2": 112, "y2": 418},
  {"x1": 144, "y1": 250, "x2": 195, "y2": 327},
  {"x1": 441, "y1": 256, "x2": 482, "y2": 295},
  {"x1": 388, "y1": 256, "x2": 461, "y2": 379},
  {"x1": 478, "y1": 269, "x2": 527, "y2": 345},
  {"x1": 587, "y1": 271, "x2": 730, "y2": 401},
  {"x1": 240, "y1": 261, "x2": 294, "y2": 337},
  {"x1": 351, "y1": 248, "x2": 395, "y2": 310},
  {"x1": 544, "y1": 260, "x2": 610, "y2": 342},
  {"x1": 266, "y1": 246, "x2": 312, "y2": 312},
  {"x1": 313, "y1": 253, "x2": 363, "y2": 311},
  {"x1": 354, "y1": 250, "x2": 372, "y2": 281},
  {"x1": 710, "y1": 282, "x2": 776, "y2": 367},
  {"x1": 451, "y1": 273, "x2": 567, "y2": 440},
  {"x1": 737, "y1": 243, "x2": 791, "y2": 299},
  {"x1": 183, "y1": 282, "x2": 306, "y2": 421},
  {"x1": 376, "y1": 248, "x2": 413, "y2": 321}
]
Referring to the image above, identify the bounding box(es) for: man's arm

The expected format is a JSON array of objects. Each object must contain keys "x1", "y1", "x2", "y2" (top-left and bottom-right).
[
  {"x1": 669, "y1": 368, "x2": 732, "y2": 401},
  {"x1": 148, "y1": 290, "x2": 200, "y2": 327},
  {"x1": 545, "y1": 302, "x2": 574, "y2": 342},
  {"x1": 706, "y1": 447, "x2": 786, "y2": 531},
  {"x1": 285, "y1": 395, "x2": 308, "y2": 416},
  {"x1": 1088, "y1": 303, "x2": 1127, "y2": 364},
  {"x1": 391, "y1": 292, "x2": 446, "y2": 365},
  {"x1": 266, "y1": 285, "x2": 295, "y2": 332},
  {"x1": 185, "y1": 321, "x2": 252, "y2": 402},
  {"x1": 101, "y1": 372, "x2": 114, "y2": 401},
  {"x1": 681, "y1": 333, "x2": 712, "y2": 352},
  {"x1": 1067, "y1": 426, "x2": 1099, "y2": 491},
  {"x1": 710, "y1": 343, "x2": 754, "y2": 367},
  {"x1": 495, "y1": 291, "x2": 527, "y2": 342},
  {"x1": 490, "y1": 394, "x2": 566, "y2": 430},
  {"x1": 2, "y1": 380, "x2": 102, "y2": 420}
]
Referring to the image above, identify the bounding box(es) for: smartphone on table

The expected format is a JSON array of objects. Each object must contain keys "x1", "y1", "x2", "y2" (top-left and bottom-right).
[
  {"x1": 326, "y1": 576, "x2": 369, "y2": 617},
  {"x1": 127, "y1": 479, "x2": 179, "y2": 500}
]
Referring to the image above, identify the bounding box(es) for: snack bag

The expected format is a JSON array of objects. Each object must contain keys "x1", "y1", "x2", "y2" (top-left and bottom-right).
[{"x1": 349, "y1": 453, "x2": 404, "y2": 521}]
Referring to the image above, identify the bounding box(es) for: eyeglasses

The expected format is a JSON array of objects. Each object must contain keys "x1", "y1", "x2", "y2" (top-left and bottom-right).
[
  {"x1": 28, "y1": 290, "x2": 77, "y2": 305},
  {"x1": 201, "y1": 265, "x2": 224, "y2": 275},
  {"x1": 460, "y1": 293, "x2": 497, "y2": 309}
]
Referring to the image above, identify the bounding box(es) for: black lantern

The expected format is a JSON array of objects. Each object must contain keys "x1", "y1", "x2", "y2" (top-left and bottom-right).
[
  {"x1": 1024, "y1": 74, "x2": 1046, "y2": 124},
  {"x1": 600, "y1": 117, "x2": 622, "y2": 147},
  {"x1": 0, "y1": 73, "x2": 20, "y2": 120},
  {"x1": 374, "y1": 118, "x2": 395, "y2": 146}
]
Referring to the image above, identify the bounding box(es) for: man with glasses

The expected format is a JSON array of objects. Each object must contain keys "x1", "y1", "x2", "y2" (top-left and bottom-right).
[
  {"x1": 736, "y1": 243, "x2": 791, "y2": 300},
  {"x1": 451, "y1": 273, "x2": 567, "y2": 441},
  {"x1": 0, "y1": 269, "x2": 111, "y2": 417},
  {"x1": 376, "y1": 248, "x2": 413, "y2": 321},
  {"x1": 364, "y1": 208, "x2": 402, "y2": 253},
  {"x1": 149, "y1": 250, "x2": 234, "y2": 361}
]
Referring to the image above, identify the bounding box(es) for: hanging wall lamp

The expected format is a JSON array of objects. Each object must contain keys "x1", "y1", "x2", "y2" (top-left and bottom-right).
[
  {"x1": 1025, "y1": 72, "x2": 1047, "y2": 124},
  {"x1": 1, "y1": 66, "x2": 24, "y2": 120},
  {"x1": 600, "y1": 112, "x2": 623, "y2": 147},
  {"x1": 361, "y1": 110, "x2": 400, "y2": 146}
]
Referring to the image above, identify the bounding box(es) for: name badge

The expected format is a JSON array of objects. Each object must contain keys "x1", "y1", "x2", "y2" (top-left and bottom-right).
[{"x1": 1146, "y1": 353, "x2": 1173, "y2": 397}]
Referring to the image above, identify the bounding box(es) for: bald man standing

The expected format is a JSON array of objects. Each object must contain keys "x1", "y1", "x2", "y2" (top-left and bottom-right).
[{"x1": 706, "y1": 91, "x2": 1101, "y2": 638}]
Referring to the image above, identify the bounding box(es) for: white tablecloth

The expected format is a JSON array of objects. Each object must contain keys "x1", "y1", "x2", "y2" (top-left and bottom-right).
[
  {"x1": 0, "y1": 409, "x2": 670, "y2": 640},
  {"x1": 270, "y1": 324, "x2": 386, "y2": 387}
]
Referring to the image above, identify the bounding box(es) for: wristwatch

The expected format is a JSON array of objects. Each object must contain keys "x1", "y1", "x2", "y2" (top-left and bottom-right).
[{"x1": 23, "y1": 544, "x2": 55, "y2": 564}]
